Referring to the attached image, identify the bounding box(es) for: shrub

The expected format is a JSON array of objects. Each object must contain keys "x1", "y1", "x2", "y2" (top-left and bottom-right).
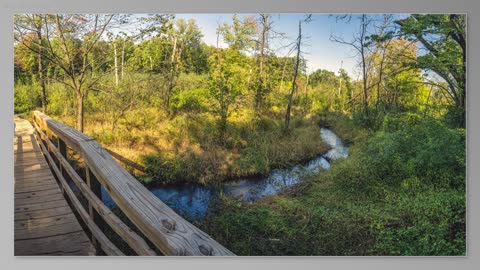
[
  {"x1": 14, "y1": 84, "x2": 40, "y2": 113},
  {"x1": 170, "y1": 87, "x2": 211, "y2": 114},
  {"x1": 373, "y1": 189, "x2": 465, "y2": 255}
]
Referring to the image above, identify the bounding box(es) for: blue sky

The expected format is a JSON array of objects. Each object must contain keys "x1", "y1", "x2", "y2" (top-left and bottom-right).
[
  {"x1": 116, "y1": 14, "x2": 409, "y2": 77},
  {"x1": 174, "y1": 14, "x2": 408, "y2": 78}
]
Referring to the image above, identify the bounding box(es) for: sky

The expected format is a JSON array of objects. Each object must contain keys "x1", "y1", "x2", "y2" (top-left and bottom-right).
[
  {"x1": 115, "y1": 14, "x2": 409, "y2": 78},
  {"x1": 174, "y1": 14, "x2": 408, "y2": 78}
]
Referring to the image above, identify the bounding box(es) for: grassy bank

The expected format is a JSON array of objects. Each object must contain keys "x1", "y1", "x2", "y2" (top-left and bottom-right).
[
  {"x1": 53, "y1": 109, "x2": 330, "y2": 186},
  {"x1": 198, "y1": 113, "x2": 466, "y2": 255}
]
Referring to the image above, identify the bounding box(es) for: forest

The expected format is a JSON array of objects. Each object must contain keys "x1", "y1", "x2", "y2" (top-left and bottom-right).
[{"x1": 13, "y1": 14, "x2": 466, "y2": 255}]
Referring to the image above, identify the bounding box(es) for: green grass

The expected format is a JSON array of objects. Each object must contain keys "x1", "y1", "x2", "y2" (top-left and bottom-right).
[
  {"x1": 142, "y1": 114, "x2": 330, "y2": 185},
  {"x1": 198, "y1": 114, "x2": 466, "y2": 256},
  {"x1": 49, "y1": 107, "x2": 330, "y2": 186}
]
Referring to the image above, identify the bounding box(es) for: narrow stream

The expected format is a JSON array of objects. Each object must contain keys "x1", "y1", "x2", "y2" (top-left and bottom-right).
[{"x1": 101, "y1": 127, "x2": 349, "y2": 221}]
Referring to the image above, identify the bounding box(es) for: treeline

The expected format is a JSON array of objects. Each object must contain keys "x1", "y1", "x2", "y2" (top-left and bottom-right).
[
  {"x1": 13, "y1": 14, "x2": 466, "y2": 183},
  {"x1": 14, "y1": 14, "x2": 465, "y2": 131}
]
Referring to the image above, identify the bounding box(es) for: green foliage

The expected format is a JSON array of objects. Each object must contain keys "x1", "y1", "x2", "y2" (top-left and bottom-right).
[
  {"x1": 208, "y1": 48, "x2": 250, "y2": 139},
  {"x1": 374, "y1": 189, "x2": 465, "y2": 255},
  {"x1": 14, "y1": 84, "x2": 40, "y2": 113},
  {"x1": 170, "y1": 73, "x2": 211, "y2": 114},
  {"x1": 335, "y1": 115, "x2": 465, "y2": 195},
  {"x1": 382, "y1": 112, "x2": 421, "y2": 132},
  {"x1": 200, "y1": 116, "x2": 465, "y2": 256},
  {"x1": 397, "y1": 14, "x2": 466, "y2": 109},
  {"x1": 218, "y1": 15, "x2": 257, "y2": 52},
  {"x1": 443, "y1": 106, "x2": 466, "y2": 129}
]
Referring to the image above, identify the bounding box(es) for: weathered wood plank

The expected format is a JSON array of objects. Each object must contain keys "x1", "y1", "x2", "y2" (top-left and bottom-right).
[
  {"x1": 15, "y1": 193, "x2": 65, "y2": 206},
  {"x1": 36, "y1": 134, "x2": 124, "y2": 256},
  {"x1": 15, "y1": 213, "x2": 79, "y2": 230},
  {"x1": 14, "y1": 177, "x2": 56, "y2": 186},
  {"x1": 48, "y1": 139, "x2": 156, "y2": 255},
  {"x1": 14, "y1": 184, "x2": 62, "y2": 194},
  {"x1": 34, "y1": 112, "x2": 93, "y2": 152},
  {"x1": 15, "y1": 221, "x2": 83, "y2": 240},
  {"x1": 14, "y1": 189, "x2": 62, "y2": 200},
  {"x1": 33, "y1": 110, "x2": 234, "y2": 256},
  {"x1": 15, "y1": 199, "x2": 67, "y2": 213},
  {"x1": 15, "y1": 206, "x2": 73, "y2": 221},
  {"x1": 15, "y1": 231, "x2": 94, "y2": 256},
  {"x1": 15, "y1": 172, "x2": 55, "y2": 181},
  {"x1": 14, "y1": 116, "x2": 94, "y2": 256}
]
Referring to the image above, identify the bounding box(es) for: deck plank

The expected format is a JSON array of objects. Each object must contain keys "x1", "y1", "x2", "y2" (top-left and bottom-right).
[{"x1": 14, "y1": 116, "x2": 94, "y2": 256}]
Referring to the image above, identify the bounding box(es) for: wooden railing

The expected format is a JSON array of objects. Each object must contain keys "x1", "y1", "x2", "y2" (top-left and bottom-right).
[{"x1": 32, "y1": 111, "x2": 234, "y2": 256}]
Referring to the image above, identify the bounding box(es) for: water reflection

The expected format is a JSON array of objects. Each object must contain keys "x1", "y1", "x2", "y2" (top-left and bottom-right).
[
  {"x1": 101, "y1": 127, "x2": 348, "y2": 221},
  {"x1": 223, "y1": 128, "x2": 347, "y2": 201}
]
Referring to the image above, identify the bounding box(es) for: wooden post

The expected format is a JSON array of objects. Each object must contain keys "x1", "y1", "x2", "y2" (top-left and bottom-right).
[
  {"x1": 58, "y1": 139, "x2": 67, "y2": 194},
  {"x1": 86, "y1": 166, "x2": 104, "y2": 248}
]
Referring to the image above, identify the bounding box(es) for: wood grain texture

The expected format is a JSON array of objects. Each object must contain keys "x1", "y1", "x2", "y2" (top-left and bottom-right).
[
  {"x1": 33, "y1": 110, "x2": 234, "y2": 256},
  {"x1": 14, "y1": 116, "x2": 95, "y2": 256},
  {"x1": 35, "y1": 128, "x2": 124, "y2": 256},
  {"x1": 36, "y1": 117, "x2": 156, "y2": 255}
]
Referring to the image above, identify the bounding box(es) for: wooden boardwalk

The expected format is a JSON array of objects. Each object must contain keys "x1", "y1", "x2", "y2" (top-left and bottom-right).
[{"x1": 14, "y1": 116, "x2": 95, "y2": 256}]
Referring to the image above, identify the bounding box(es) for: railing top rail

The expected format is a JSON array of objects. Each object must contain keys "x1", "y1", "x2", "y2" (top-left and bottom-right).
[{"x1": 32, "y1": 111, "x2": 234, "y2": 256}]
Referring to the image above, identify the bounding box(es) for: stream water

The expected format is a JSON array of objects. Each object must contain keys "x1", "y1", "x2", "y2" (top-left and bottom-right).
[{"x1": 101, "y1": 127, "x2": 349, "y2": 221}]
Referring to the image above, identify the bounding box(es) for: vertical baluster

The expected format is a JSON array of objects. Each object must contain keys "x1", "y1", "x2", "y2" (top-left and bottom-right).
[
  {"x1": 86, "y1": 167, "x2": 104, "y2": 249},
  {"x1": 58, "y1": 139, "x2": 67, "y2": 194}
]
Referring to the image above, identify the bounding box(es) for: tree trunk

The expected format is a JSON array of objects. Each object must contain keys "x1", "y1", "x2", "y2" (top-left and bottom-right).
[
  {"x1": 35, "y1": 15, "x2": 47, "y2": 113},
  {"x1": 256, "y1": 14, "x2": 268, "y2": 113},
  {"x1": 114, "y1": 42, "x2": 119, "y2": 86},
  {"x1": 77, "y1": 94, "x2": 84, "y2": 132},
  {"x1": 165, "y1": 37, "x2": 178, "y2": 108},
  {"x1": 121, "y1": 38, "x2": 125, "y2": 81},
  {"x1": 360, "y1": 15, "x2": 369, "y2": 111},
  {"x1": 285, "y1": 21, "x2": 302, "y2": 130}
]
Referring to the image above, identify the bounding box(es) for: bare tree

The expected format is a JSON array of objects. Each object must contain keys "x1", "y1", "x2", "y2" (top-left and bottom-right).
[
  {"x1": 285, "y1": 15, "x2": 311, "y2": 130},
  {"x1": 331, "y1": 14, "x2": 373, "y2": 111},
  {"x1": 255, "y1": 14, "x2": 271, "y2": 113}
]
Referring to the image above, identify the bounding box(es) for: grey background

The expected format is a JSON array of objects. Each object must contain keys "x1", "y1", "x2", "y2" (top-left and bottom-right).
[{"x1": 0, "y1": 0, "x2": 478, "y2": 269}]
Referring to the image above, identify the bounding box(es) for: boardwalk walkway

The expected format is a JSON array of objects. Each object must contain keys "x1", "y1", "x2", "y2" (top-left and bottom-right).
[{"x1": 14, "y1": 116, "x2": 94, "y2": 256}]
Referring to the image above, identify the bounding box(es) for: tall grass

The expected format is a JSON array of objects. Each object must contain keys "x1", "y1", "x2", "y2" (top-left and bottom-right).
[{"x1": 198, "y1": 114, "x2": 466, "y2": 255}]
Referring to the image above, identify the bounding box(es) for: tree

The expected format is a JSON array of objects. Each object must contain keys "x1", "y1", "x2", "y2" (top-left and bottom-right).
[
  {"x1": 14, "y1": 14, "x2": 119, "y2": 131},
  {"x1": 396, "y1": 14, "x2": 466, "y2": 111},
  {"x1": 255, "y1": 14, "x2": 272, "y2": 113},
  {"x1": 285, "y1": 15, "x2": 311, "y2": 130},
  {"x1": 218, "y1": 15, "x2": 257, "y2": 53},
  {"x1": 14, "y1": 14, "x2": 48, "y2": 112},
  {"x1": 165, "y1": 19, "x2": 203, "y2": 108},
  {"x1": 331, "y1": 14, "x2": 373, "y2": 112},
  {"x1": 208, "y1": 47, "x2": 249, "y2": 141}
]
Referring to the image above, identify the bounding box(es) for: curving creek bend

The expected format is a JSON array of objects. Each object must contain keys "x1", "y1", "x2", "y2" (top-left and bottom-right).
[{"x1": 101, "y1": 128, "x2": 349, "y2": 222}]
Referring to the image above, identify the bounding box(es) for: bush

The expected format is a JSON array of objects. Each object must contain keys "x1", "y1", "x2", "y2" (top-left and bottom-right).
[
  {"x1": 382, "y1": 112, "x2": 422, "y2": 133},
  {"x1": 14, "y1": 84, "x2": 40, "y2": 113},
  {"x1": 443, "y1": 106, "x2": 465, "y2": 129},
  {"x1": 201, "y1": 116, "x2": 466, "y2": 256},
  {"x1": 143, "y1": 154, "x2": 188, "y2": 185},
  {"x1": 374, "y1": 189, "x2": 465, "y2": 255},
  {"x1": 170, "y1": 87, "x2": 211, "y2": 114},
  {"x1": 333, "y1": 118, "x2": 465, "y2": 194}
]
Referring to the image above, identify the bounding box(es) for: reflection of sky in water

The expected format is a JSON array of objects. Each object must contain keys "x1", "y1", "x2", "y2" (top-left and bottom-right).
[
  {"x1": 101, "y1": 184, "x2": 214, "y2": 222},
  {"x1": 101, "y1": 128, "x2": 348, "y2": 221},
  {"x1": 320, "y1": 128, "x2": 349, "y2": 160},
  {"x1": 224, "y1": 157, "x2": 331, "y2": 201},
  {"x1": 223, "y1": 128, "x2": 348, "y2": 202}
]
